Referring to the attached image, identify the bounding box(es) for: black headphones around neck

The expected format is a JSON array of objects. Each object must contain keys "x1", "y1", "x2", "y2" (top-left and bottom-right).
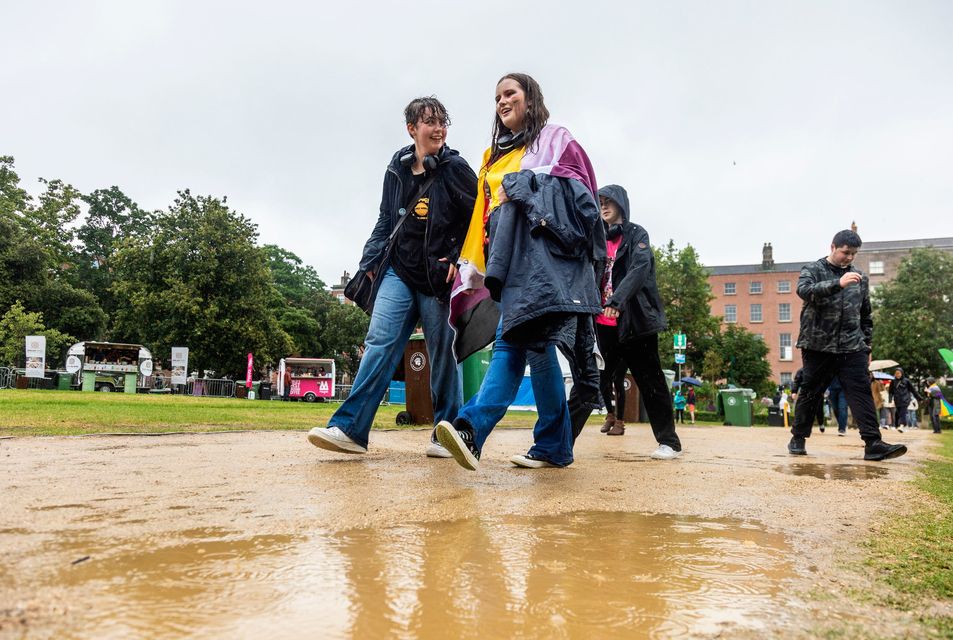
[
  {"x1": 606, "y1": 222, "x2": 624, "y2": 240},
  {"x1": 496, "y1": 130, "x2": 525, "y2": 151},
  {"x1": 399, "y1": 145, "x2": 445, "y2": 172}
]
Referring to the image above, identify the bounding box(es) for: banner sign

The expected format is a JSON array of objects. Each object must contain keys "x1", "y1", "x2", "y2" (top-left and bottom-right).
[
  {"x1": 246, "y1": 353, "x2": 254, "y2": 389},
  {"x1": 171, "y1": 347, "x2": 189, "y2": 385},
  {"x1": 25, "y1": 336, "x2": 46, "y2": 378}
]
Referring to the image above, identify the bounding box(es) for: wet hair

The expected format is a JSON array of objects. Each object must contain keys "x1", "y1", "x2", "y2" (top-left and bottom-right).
[
  {"x1": 832, "y1": 229, "x2": 862, "y2": 249},
  {"x1": 490, "y1": 73, "x2": 550, "y2": 162},
  {"x1": 404, "y1": 96, "x2": 450, "y2": 128}
]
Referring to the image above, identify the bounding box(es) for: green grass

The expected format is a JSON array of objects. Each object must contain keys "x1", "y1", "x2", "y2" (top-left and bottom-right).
[
  {"x1": 0, "y1": 389, "x2": 731, "y2": 437},
  {"x1": 863, "y1": 431, "x2": 953, "y2": 635},
  {"x1": 0, "y1": 389, "x2": 599, "y2": 437}
]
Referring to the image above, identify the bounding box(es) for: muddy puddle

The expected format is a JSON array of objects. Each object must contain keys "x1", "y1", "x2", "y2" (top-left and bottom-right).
[
  {"x1": 775, "y1": 463, "x2": 891, "y2": 481},
  {"x1": 5, "y1": 511, "x2": 796, "y2": 639}
]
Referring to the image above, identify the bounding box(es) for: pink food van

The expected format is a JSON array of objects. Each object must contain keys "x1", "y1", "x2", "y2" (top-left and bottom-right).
[{"x1": 278, "y1": 357, "x2": 336, "y2": 402}]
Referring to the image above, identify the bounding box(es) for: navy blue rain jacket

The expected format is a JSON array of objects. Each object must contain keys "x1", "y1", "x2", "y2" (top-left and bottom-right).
[{"x1": 359, "y1": 144, "x2": 477, "y2": 303}]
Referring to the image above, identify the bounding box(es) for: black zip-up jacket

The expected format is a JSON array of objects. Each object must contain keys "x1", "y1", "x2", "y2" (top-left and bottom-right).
[
  {"x1": 359, "y1": 144, "x2": 477, "y2": 303},
  {"x1": 796, "y1": 257, "x2": 872, "y2": 353},
  {"x1": 889, "y1": 375, "x2": 922, "y2": 405},
  {"x1": 599, "y1": 185, "x2": 667, "y2": 342}
]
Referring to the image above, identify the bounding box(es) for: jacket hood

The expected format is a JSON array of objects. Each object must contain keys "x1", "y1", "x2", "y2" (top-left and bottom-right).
[{"x1": 597, "y1": 184, "x2": 630, "y2": 224}]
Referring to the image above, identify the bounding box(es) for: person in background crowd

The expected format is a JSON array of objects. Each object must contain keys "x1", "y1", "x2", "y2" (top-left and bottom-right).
[
  {"x1": 906, "y1": 395, "x2": 919, "y2": 430},
  {"x1": 926, "y1": 378, "x2": 944, "y2": 433},
  {"x1": 889, "y1": 367, "x2": 921, "y2": 432},
  {"x1": 827, "y1": 376, "x2": 848, "y2": 436},
  {"x1": 788, "y1": 229, "x2": 906, "y2": 461},
  {"x1": 673, "y1": 387, "x2": 687, "y2": 424},
  {"x1": 882, "y1": 383, "x2": 895, "y2": 429},
  {"x1": 686, "y1": 386, "x2": 697, "y2": 425},
  {"x1": 283, "y1": 367, "x2": 292, "y2": 401}
]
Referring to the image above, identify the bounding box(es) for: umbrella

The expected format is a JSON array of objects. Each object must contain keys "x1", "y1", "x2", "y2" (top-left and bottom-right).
[
  {"x1": 680, "y1": 376, "x2": 703, "y2": 386},
  {"x1": 868, "y1": 359, "x2": 900, "y2": 371},
  {"x1": 872, "y1": 371, "x2": 893, "y2": 380}
]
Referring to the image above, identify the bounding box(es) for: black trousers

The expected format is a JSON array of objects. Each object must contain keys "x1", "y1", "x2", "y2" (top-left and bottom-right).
[
  {"x1": 594, "y1": 329, "x2": 680, "y2": 451},
  {"x1": 596, "y1": 323, "x2": 628, "y2": 417},
  {"x1": 792, "y1": 349, "x2": 882, "y2": 443}
]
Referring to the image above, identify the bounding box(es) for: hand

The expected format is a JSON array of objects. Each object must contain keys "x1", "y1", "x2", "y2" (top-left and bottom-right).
[
  {"x1": 603, "y1": 307, "x2": 620, "y2": 319},
  {"x1": 367, "y1": 270, "x2": 375, "y2": 282},
  {"x1": 439, "y1": 257, "x2": 457, "y2": 283},
  {"x1": 496, "y1": 184, "x2": 509, "y2": 204},
  {"x1": 839, "y1": 272, "x2": 861, "y2": 288}
]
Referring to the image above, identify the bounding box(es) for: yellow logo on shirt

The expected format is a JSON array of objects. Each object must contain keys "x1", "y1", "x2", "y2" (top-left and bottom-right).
[{"x1": 414, "y1": 197, "x2": 430, "y2": 219}]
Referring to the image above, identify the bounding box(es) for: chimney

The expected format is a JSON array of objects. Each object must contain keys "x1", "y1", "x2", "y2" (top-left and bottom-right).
[
  {"x1": 762, "y1": 242, "x2": 774, "y2": 270},
  {"x1": 340, "y1": 270, "x2": 350, "y2": 286}
]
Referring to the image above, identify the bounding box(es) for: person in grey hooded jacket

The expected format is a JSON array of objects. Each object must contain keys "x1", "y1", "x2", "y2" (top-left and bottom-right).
[{"x1": 595, "y1": 184, "x2": 681, "y2": 459}]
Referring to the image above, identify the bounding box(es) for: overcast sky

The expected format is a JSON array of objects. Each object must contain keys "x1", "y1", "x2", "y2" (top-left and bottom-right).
[{"x1": 3, "y1": 1, "x2": 952, "y2": 285}]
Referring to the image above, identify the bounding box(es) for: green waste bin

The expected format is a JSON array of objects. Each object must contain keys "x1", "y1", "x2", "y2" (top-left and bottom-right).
[
  {"x1": 462, "y1": 347, "x2": 492, "y2": 402},
  {"x1": 56, "y1": 372, "x2": 73, "y2": 391},
  {"x1": 720, "y1": 388, "x2": 754, "y2": 426}
]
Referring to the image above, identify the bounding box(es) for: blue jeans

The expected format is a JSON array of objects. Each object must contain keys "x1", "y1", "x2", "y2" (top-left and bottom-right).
[
  {"x1": 329, "y1": 268, "x2": 462, "y2": 448},
  {"x1": 458, "y1": 321, "x2": 573, "y2": 466}
]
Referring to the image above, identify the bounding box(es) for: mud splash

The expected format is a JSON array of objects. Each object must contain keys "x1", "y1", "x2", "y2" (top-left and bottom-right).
[{"x1": 6, "y1": 512, "x2": 795, "y2": 639}]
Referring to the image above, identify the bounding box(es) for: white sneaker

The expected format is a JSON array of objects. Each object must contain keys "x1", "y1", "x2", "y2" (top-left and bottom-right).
[
  {"x1": 650, "y1": 444, "x2": 681, "y2": 460},
  {"x1": 510, "y1": 454, "x2": 557, "y2": 469},
  {"x1": 897, "y1": 426, "x2": 905, "y2": 433},
  {"x1": 307, "y1": 427, "x2": 367, "y2": 454},
  {"x1": 426, "y1": 441, "x2": 454, "y2": 458}
]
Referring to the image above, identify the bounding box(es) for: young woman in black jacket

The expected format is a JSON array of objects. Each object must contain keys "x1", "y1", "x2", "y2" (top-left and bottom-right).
[{"x1": 595, "y1": 184, "x2": 682, "y2": 459}]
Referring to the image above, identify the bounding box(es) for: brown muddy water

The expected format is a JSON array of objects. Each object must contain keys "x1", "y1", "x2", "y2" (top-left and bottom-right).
[
  {"x1": 5, "y1": 511, "x2": 795, "y2": 639},
  {"x1": 775, "y1": 463, "x2": 891, "y2": 481}
]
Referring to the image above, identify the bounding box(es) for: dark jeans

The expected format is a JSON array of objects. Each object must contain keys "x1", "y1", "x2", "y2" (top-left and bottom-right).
[
  {"x1": 792, "y1": 349, "x2": 882, "y2": 443},
  {"x1": 894, "y1": 397, "x2": 910, "y2": 426},
  {"x1": 596, "y1": 323, "x2": 627, "y2": 417},
  {"x1": 828, "y1": 381, "x2": 848, "y2": 431},
  {"x1": 594, "y1": 330, "x2": 680, "y2": 451}
]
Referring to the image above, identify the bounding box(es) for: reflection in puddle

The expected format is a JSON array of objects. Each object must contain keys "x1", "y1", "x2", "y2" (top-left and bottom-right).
[
  {"x1": 11, "y1": 512, "x2": 794, "y2": 639},
  {"x1": 775, "y1": 463, "x2": 890, "y2": 481}
]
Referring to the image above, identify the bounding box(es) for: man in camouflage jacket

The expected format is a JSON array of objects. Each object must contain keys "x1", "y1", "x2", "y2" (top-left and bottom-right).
[{"x1": 788, "y1": 229, "x2": 907, "y2": 461}]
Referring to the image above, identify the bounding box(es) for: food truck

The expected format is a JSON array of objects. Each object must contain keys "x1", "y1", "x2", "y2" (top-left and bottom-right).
[
  {"x1": 66, "y1": 341, "x2": 154, "y2": 393},
  {"x1": 278, "y1": 357, "x2": 335, "y2": 402}
]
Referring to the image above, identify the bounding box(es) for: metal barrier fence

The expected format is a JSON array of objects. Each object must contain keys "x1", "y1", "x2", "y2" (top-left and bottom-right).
[{"x1": 0, "y1": 367, "x2": 15, "y2": 389}]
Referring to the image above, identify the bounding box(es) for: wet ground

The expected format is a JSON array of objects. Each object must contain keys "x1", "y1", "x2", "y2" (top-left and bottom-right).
[{"x1": 0, "y1": 425, "x2": 933, "y2": 638}]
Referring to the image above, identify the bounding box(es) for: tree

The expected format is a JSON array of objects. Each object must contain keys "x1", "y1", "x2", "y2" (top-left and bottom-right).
[
  {"x1": 654, "y1": 241, "x2": 721, "y2": 372},
  {"x1": 714, "y1": 325, "x2": 773, "y2": 396},
  {"x1": 322, "y1": 303, "x2": 370, "y2": 378},
  {"x1": 261, "y1": 244, "x2": 336, "y2": 357},
  {"x1": 110, "y1": 190, "x2": 293, "y2": 377},
  {"x1": 0, "y1": 301, "x2": 75, "y2": 367},
  {"x1": 75, "y1": 186, "x2": 156, "y2": 316},
  {"x1": 872, "y1": 248, "x2": 953, "y2": 380}
]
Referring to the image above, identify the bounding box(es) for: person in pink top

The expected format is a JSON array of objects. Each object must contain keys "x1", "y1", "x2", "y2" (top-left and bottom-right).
[{"x1": 594, "y1": 185, "x2": 681, "y2": 459}]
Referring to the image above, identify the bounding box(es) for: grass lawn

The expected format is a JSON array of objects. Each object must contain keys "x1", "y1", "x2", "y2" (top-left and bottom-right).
[
  {"x1": 863, "y1": 431, "x2": 953, "y2": 636},
  {"x1": 0, "y1": 389, "x2": 732, "y2": 437}
]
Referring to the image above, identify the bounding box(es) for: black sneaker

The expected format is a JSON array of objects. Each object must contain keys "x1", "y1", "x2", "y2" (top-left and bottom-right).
[
  {"x1": 435, "y1": 420, "x2": 481, "y2": 471},
  {"x1": 864, "y1": 440, "x2": 907, "y2": 461},
  {"x1": 788, "y1": 436, "x2": 807, "y2": 455}
]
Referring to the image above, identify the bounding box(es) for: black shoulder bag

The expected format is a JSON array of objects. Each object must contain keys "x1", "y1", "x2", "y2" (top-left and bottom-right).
[{"x1": 344, "y1": 173, "x2": 438, "y2": 314}]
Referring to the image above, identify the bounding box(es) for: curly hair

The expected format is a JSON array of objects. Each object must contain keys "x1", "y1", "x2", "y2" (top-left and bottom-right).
[
  {"x1": 490, "y1": 73, "x2": 550, "y2": 162},
  {"x1": 404, "y1": 96, "x2": 450, "y2": 128}
]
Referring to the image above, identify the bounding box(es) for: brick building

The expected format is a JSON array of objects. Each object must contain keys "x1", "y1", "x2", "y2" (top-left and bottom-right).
[{"x1": 706, "y1": 231, "x2": 953, "y2": 386}]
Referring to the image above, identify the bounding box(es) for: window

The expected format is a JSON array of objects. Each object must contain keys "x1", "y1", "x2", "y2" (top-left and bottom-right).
[
  {"x1": 780, "y1": 372, "x2": 793, "y2": 385},
  {"x1": 778, "y1": 303, "x2": 792, "y2": 322},
  {"x1": 777, "y1": 280, "x2": 791, "y2": 293},
  {"x1": 724, "y1": 304, "x2": 737, "y2": 323},
  {"x1": 779, "y1": 333, "x2": 793, "y2": 361},
  {"x1": 750, "y1": 304, "x2": 763, "y2": 322},
  {"x1": 870, "y1": 260, "x2": 884, "y2": 275},
  {"x1": 724, "y1": 282, "x2": 736, "y2": 295},
  {"x1": 749, "y1": 281, "x2": 762, "y2": 294}
]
